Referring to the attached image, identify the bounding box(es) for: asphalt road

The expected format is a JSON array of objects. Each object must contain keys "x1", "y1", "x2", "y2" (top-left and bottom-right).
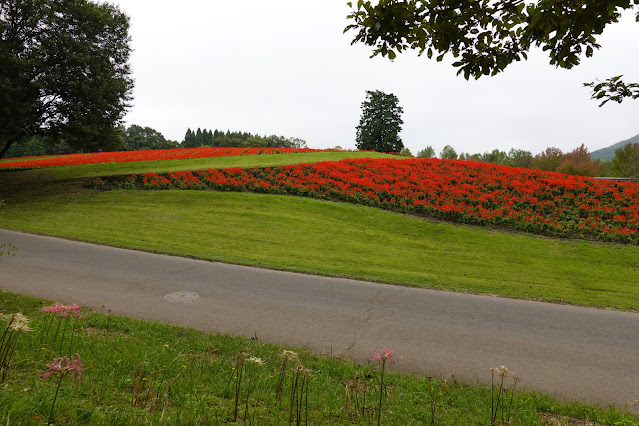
[{"x1": 1, "y1": 229, "x2": 638, "y2": 412}]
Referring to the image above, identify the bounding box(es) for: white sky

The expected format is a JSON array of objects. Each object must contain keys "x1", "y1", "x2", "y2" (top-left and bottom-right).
[{"x1": 110, "y1": 0, "x2": 639, "y2": 156}]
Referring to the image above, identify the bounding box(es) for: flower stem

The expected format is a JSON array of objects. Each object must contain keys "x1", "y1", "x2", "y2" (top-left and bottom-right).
[
  {"x1": 48, "y1": 373, "x2": 64, "y2": 424},
  {"x1": 377, "y1": 358, "x2": 385, "y2": 426}
]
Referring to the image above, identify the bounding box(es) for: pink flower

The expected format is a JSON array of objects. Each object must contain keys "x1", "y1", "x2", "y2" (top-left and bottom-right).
[
  {"x1": 370, "y1": 348, "x2": 395, "y2": 364},
  {"x1": 37, "y1": 354, "x2": 86, "y2": 380},
  {"x1": 65, "y1": 304, "x2": 82, "y2": 317},
  {"x1": 40, "y1": 302, "x2": 82, "y2": 317},
  {"x1": 41, "y1": 302, "x2": 65, "y2": 314}
]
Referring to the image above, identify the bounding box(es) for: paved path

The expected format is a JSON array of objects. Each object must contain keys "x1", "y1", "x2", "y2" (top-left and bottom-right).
[{"x1": 1, "y1": 229, "x2": 638, "y2": 412}]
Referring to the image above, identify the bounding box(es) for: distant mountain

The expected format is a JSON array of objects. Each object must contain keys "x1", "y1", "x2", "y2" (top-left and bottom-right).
[{"x1": 590, "y1": 132, "x2": 639, "y2": 161}]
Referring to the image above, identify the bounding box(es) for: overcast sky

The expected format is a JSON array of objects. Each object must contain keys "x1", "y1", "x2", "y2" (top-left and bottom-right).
[{"x1": 111, "y1": 0, "x2": 639, "y2": 156}]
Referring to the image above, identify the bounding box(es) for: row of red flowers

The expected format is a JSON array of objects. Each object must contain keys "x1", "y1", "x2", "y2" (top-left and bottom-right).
[
  {"x1": 89, "y1": 157, "x2": 639, "y2": 244},
  {"x1": 0, "y1": 147, "x2": 320, "y2": 169}
]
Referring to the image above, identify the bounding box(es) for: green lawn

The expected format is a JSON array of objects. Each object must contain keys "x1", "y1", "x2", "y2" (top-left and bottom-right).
[{"x1": 2, "y1": 151, "x2": 638, "y2": 310}]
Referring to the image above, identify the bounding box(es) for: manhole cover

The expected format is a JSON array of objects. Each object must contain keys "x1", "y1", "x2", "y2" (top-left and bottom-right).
[{"x1": 164, "y1": 291, "x2": 199, "y2": 303}]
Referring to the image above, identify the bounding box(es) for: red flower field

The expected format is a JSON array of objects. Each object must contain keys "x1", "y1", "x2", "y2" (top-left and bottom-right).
[
  {"x1": 0, "y1": 147, "x2": 318, "y2": 169},
  {"x1": 91, "y1": 157, "x2": 639, "y2": 244}
]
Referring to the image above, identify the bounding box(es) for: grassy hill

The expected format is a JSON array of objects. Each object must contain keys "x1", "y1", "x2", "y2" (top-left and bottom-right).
[
  {"x1": 590, "y1": 132, "x2": 639, "y2": 161},
  {"x1": 2, "y1": 150, "x2": 639, "y2": 311},
  {"x1": 2, "y1": 149, "x2": 639, "y2": 423}
]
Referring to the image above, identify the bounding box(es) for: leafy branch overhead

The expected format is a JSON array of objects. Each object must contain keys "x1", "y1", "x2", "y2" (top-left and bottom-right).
[
  {"x1": 345, "y1": 0, "x2": 639, "y2": 105},
  {"x1": 584, "y1": 75, "x2": 639, "y2": 106}
]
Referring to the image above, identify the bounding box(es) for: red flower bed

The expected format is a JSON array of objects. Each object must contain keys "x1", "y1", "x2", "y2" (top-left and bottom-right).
[
  {"x1": 92, "y1": 157, "x2": 639, "y2": 243},
  {"x1": 0, "y1": 147, "x2": 319, "y2": 169}
]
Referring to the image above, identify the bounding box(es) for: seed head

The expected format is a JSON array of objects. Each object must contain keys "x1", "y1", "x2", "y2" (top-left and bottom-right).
[
  {"x1": 280, "y1": 350, "x2": 298, "y2": 361},
  {"x1": 247, "y1": 356, "x2": 265, "y2": 366},
  {"x1": 10, "y1": 313, "x2": 31, "y2": 332},
  {"x1": 492, "y1": 365, "x2": 510, "y2": 378}
]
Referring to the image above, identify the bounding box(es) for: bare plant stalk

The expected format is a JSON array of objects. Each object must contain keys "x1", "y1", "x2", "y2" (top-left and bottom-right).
[
  {"x1": 67, "y1": 315, "x2": 80, "y2": 355},
  {"x1": 48, "y1": 373, "x2": 64, "y2": 425},
  {"x1": 288, "y1": 367, "x2": 300, "y2": 425},
  {"x1": 491, "y1": 369, "x2": 495, "y2": 425},
  {"x1": 377, "y1": 357, "x2": 386, "y2": 426},
  {"x1": 243, "y1": 362, "x2": 255, "y2": 422},
  {"x1": 233, "y1": 353, "x2": 245, "y2": 423},
  {"x1": 428, "y1": 376, "x2": 436, "y2": 426},
  {"x1": 276, "y1": 357, "x2": 288, "y2": 402}
]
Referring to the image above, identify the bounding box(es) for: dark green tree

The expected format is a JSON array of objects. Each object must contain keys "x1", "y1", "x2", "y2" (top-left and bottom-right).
[
  {"x1": 417, "y1": 146, "x2": 435, "y2": 158},
  {"x1": 0, "y1": 0, "x2": 133, "y2": 159},
  {"x1": 356, "y1": 90, "x2": 404, "y2": 152},
  {"x1": 440, "y1": 145, "x2": 458, "y2": 159},
  {"x1": 399, "y1": 147, "x2": 413, "y2": 156},
  {"x1": 557, "y1": 144, "x2": 604, "y2": 176},
  {"x1": 22, "y1": 137, "x2": 46, "y2": 157},
  {"x1": 459, "y1": 152, "x2": 482, "y2": 161},
  {"x1": 481, "y1": 149, "x2": 508, "y2": 165},
  {"x1": 194, "y1": 128, "x2": 204, "y2": 146},
  {"x1": 204, "y1": 129, "x2": 213, "y2": 146},
  {"x1": 122, "y1": 125, "x2": 177, "y2": 151},
  {"x1": 5, "y1": 135, "x2": 73, "y2": 158},
  {"x1": 506, "y1": 148, "x2": 534, "y2": 168},
  {"x1": 5, "y1": 139, "x2": 24, "y2": 158},
  {"x1": 610, "y1": 142, "x2": 639, "y2": 177},
  {"x1": 264, "y1": 135, "x2": 308, "y2": 148},
  {"x1": 345, "y1": 0, "x2": 639, "y2": 106},
  {"x1": 533, "y1": 147, "x2": 564, "y2": 172},
  {"x1": 182, "y1": 129, "x2": 197, "y2": 147}
]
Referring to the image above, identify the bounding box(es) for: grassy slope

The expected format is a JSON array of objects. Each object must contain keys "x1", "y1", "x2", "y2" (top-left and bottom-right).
[
  {"x1": 3, "y1": 290, "x2": 635, "y2": 425},
  {"x1": 2, "y1": 151, "x2": 638, "y2": 311}
]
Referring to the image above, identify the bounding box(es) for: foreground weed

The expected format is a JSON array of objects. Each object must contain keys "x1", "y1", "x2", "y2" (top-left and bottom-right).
[
  {"x1": 276, "y1": 349, "x2": 298, "y2": 403},
  {"x1": 370, "y1": 348, "x2": 394, "y2": 426},
  {"x1": 490, "y1": 365, "x2": 520, "y2": 425},
  {"x1": 344, "y1": 371, "x2": 372, "y2": 421},
  {"x1": 131, "y1": 362, "x2": 178, "y2": 412},
  {"x1": 0, "y1": 313, "x2": 31, "y2": 381},
  {"x1": 38, "y1": 354, "x2": 86, "y2": 424},
  {"x1": 288, "y1": 365, "x2": 312, "y2": 426},
  {"x1": 232, "y1": 351, "x2": 246, "y2": 422},
  {"x1": 427, "y1": 375, "x2": 438, "y2": 426},
  {"x1": 244, "y1": 356, "x2": 265, "y2": 422}
]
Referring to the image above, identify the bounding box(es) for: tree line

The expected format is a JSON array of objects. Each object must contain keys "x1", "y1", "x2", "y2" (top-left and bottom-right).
[
  {"x1": 353, "y1": 89, "x2": 637, "y2": 178},
  {"x1": 182, "y1": 128, "x2": 307, "y2": 149},
  {"x1": 4, "y1": 125, "x2": 307, "y2": 158},
  {"x1": 407, "y1": 143, "x2": 639, "y2": 178}
]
